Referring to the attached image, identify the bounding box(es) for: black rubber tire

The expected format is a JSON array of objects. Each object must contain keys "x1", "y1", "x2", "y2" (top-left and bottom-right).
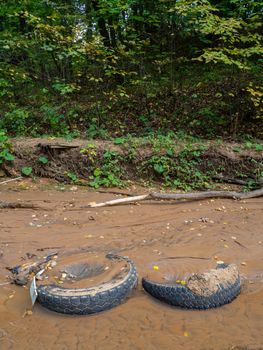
[
  {"x1": 37, "y1": 254, "x2": 137, "y2": 315},
  {"x1": 142, "y1": 264, "x2": 241, "y2": 310}
]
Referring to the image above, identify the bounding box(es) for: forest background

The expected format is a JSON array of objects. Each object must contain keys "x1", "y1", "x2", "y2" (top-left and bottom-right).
[{"x1": 1, "y1": 0, "x2": 262, "y2": 139}]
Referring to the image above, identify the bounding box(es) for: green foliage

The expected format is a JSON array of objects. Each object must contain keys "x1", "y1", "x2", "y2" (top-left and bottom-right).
[
  {"x1": 1, "y1": 108, "x2": 30, "y2": 135},
  {"x1": 88, "y1": 150, "x2": 124, "y2": 188},
  {"x1": 143, "y1": 144, "x2": 210, "y2": 190},
  {"x1": 0, "y1": 130, "x2": 14, "y2": 164},
  {"x1": 21, "y1": 166, "x2": 32, "y2": 176},
  {"x1": 67, "y1": 172, "x2": 78, "y2": 183},
  {"x1": 0, "y1": 0, "x2": 262, "y2": 138},
  {"x1": 38, "y1": 156, "x2": 49, "y2": 164}
]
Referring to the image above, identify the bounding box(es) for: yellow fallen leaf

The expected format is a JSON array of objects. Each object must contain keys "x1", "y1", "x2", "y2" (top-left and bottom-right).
[
  {"x1": 181, "y1": 281, "x2": 187, "y2": 285},
  {"x1": 224, "y1": 244, "x2": 229, "y2": 248},
  {"x1": 153, "y1": 265, "x2": 159, "y2": 271},
  {"x1": 183, "y1": 331, "x2": 189, "y2": 337}
]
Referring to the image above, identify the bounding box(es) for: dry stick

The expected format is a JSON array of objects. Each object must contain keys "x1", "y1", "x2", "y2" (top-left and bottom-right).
[
  {"x1": 96, "y1": 189, "x2": 139, "y2": 197},
  {"x1": 0, "y1": 201, "x2": 38, "y2": 209},
  {"x1": 84, "y1": 194, "x2": 150, "y2": 208},
  {"x1": 233, "y1": 240, "x2": 248, "y2": 249},
  {"x1": 160, "y1": 256, "x2": 210, "y2": 261},
  {"x1": 0, "y1": 176, "x2": 23, "y2": 185},
  {"x1": 87, "y1": 188, "x2": 263, "y2": 208}
]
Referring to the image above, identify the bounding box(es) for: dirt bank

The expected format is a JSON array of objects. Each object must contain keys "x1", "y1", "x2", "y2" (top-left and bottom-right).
[
  {"x1": 0, "y1": 180, "x2": 262, "y2": 349},
  {"x1": 2, "y1": 138, "x2": 262, "y2": 189}
]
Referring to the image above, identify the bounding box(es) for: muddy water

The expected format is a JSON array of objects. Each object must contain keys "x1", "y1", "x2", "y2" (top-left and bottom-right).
[{"x1": 0, "y1": 182, "x2": 263, "y2": 349}]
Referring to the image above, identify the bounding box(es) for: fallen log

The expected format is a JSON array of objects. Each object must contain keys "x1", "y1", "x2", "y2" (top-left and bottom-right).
[{"x1": 86, "y1": 188, "x2": 263, "y2": 208}]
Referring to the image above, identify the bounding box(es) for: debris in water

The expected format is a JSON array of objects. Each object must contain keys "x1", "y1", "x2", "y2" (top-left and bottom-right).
[{"x1": 22, "y1": 310, "x2": 33, "y2": 318}]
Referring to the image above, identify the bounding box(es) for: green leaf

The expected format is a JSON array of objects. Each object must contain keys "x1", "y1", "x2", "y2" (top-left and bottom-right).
[
  {"x1": 255, "y1": 144, "x2": 263, "y2": 151},
  {"x1": 114, "y1": 137, "x2": 125, "y2": 145},
  {"x1": 154, "y1": 164, "x2": 165, "y2": 174},
  {"x1": 21, "y1": 167, "x2": 32, "y2": 176},
  {"x1": 166, "y1": 149, "x2": 173, "y2": 157},
  {"x1": 38, "y1": 156, "x2": 49, "y2": 164},
  {"x1": 4, "y1": 152, "x2": 14, "y2": 161},
  {"x1": 93, "y1": 168, "x2": 102, "y2": 177},
  {"x1": 67, "y1": 172, "x2": 78, "y2": 182}
]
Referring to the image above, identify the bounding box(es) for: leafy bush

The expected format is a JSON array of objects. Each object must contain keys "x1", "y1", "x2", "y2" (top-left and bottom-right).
[{"x1": 0, "y1": 130, "x2": 14, "y2": 164}]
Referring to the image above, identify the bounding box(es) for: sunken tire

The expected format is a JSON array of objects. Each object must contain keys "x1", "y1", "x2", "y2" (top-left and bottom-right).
[
  {"x1": 142, "y1": 263, "x2": 241, "y2": 310},
  {"x1": 37, "y1": 254, "x2": 138, "y2": 315}
]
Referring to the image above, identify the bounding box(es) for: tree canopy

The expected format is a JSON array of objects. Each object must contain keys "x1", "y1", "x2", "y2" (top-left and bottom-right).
[{"x1": 0, "y1": 0, "x2": 262, "y2": 137}]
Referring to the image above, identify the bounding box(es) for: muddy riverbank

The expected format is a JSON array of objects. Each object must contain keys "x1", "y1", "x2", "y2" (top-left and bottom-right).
[{"x1": 0, "y1": 180, "x2": 262, "y2": 349}]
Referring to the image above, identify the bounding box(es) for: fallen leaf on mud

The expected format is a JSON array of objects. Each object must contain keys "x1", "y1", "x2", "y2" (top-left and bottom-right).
[
  {"x1": 231, "y1": 236, "x2": 237, "y2": 240},
  {"x1": 153, "y1": 265, "x2": 159, "y2": 271},
  {"x1": 241, "y1": 262, "x2": 247, "y2": 266},
  {"x1": 183, "y1": 331, "x2": 189, "y2": 337},
  {"x1": 85, "y1": 234, "x2": 93, "y2": 238},
  {"x1": 99, "y1": 235, "x2": 104, "y2": 239},
  {"x1": 224, "y1": 244, "x2": 229, "y2": 248}
]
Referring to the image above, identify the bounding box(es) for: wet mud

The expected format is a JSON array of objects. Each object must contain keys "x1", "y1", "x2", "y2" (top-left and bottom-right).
[{"x1": 0, "y1": 180, "x2": 263, "y2": 349}]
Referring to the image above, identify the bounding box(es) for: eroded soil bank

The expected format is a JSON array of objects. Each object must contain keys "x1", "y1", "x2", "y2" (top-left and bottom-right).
[
  {"x1": 0, "y1": 180, "x2": 263, "y2": 350},
  {"x1": 3, "y1": 138, "x2": 262, "y2": 189}
]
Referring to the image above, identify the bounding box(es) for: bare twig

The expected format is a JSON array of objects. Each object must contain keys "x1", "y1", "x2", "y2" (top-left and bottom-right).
[
  {"x1": 96, "y1": 190, "x2": 139, "y2": 196},
  {"x1": 160, "y1": 256, "x2": 211, "y2": 261},
  {"x1": 85, "y1": 188, "x2": 263, "y2": 208},
  {"x1": 0, "y1": 177, "x2": 23, "y2": 185},
  {"x1": 233, "y1": 240, "x2": 248, "y2": 249},
  {"x1": 0, "y1": 201, "x2": 39, "y2": 209}
]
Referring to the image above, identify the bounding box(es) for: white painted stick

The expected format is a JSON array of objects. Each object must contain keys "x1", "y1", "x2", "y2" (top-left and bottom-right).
[{"x1": 87, "y1": 194, "x2": 150, "y2": 207}]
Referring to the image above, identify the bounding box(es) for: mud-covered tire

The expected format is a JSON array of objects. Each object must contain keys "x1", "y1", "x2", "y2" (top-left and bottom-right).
[
  {"x1": 37, "y1": 255, "x2": 138, "y2": 315},
  {"x1": 142, "y1": 263, "x2": 241, "y2": 310}
]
